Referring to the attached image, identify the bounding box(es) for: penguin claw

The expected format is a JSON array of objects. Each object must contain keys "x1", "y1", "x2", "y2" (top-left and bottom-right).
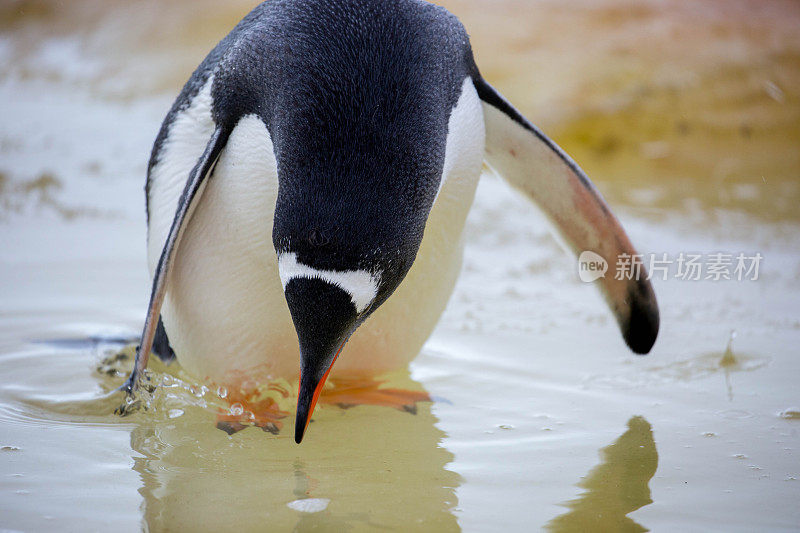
[
  {"x1": 401, "y1": 404, "x2": 418, "y2": 415},
  {"x1": 260, "y1": 423, "x2": 280, "y2": 435},
  {"x1": 216, "y1": 420, "x2": 248, "y2": 435},
  {"x1": 214, "y1": 413, "x2": 286, "y2": 436},
  {"x1": 216, "y1": 419, "x2": 279, "y2": 435}
]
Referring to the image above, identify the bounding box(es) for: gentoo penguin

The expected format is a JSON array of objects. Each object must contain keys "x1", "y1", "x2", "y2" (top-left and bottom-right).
[{"x1": 125, "y1": 0, "x2": 659, "y2": 443}]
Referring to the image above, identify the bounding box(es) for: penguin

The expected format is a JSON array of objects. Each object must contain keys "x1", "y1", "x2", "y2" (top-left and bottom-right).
[{"x1": 125, "y1": 0, "x2": 659, "y2": 443}]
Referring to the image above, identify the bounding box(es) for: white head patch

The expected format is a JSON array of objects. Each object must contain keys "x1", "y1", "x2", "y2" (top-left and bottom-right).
[{"x1": 277, "y1": 253, "x2": 379, "y2": 313}]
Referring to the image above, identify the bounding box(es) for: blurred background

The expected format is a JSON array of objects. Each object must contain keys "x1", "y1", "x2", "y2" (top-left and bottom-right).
[
  {"x1": 0, "y1": 1, "x2": 798, "y2": 531},
  {"x1": 2, "y1": 0, "x2": 798, "y2": 221}
]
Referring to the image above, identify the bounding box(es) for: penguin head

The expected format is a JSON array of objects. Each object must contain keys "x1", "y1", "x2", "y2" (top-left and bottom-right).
[{"x1": 273, "y1": 151, "x2": 441, "y2": 443}]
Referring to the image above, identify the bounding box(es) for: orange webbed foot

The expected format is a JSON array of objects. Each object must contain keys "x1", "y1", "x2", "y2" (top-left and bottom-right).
[
  {"x1": 215, "y1": 383, "x2": 291, "y2": 435},
  {"x1": 319, "y1": 377, "x2": 431, "y2": 414}
]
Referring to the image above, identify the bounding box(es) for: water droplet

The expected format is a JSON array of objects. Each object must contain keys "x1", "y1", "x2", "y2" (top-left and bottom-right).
[
  {"x1": 168, "y1": 409, "x2": 184, "y2": 419},
  {"x1": 230, "y1": 403, "x2": 244, "y2": 416},
  {"x1": 217, "y1": 386, "x2": 228, "y2": 399},
  {"x1": 161, "y1": 375, "x2": 174, "y2": 386},
  {"x1": 497, "y1": 424, "x2": 514, "y2": 430},
  {"x1": 703, "y1": 432, "x2": 717, "y2": 437}
]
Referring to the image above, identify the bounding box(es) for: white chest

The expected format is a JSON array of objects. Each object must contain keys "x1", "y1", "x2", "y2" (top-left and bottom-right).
[{"x1": 147, "y1": 77, "x2": 485, "y2": 386}]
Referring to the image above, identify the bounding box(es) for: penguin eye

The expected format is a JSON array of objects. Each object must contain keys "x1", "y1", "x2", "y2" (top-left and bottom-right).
[{"x1": 307, "y1": 229, "x2": 330, "y2": 248}]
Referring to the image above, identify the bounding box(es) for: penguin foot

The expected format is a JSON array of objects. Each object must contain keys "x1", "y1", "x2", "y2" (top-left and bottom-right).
[
  {"x1": 215, "y1": 388, "x2": 290, "y2": 436},
  {"x1": 319, "y1": 378, "x2": 431, "y2": 414}
]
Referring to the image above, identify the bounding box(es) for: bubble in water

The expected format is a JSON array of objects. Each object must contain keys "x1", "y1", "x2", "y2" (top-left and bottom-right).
[
  {"x1": 217, "y1": 386, "x2": 228, "y2": 399},
  {"x1": 229, "y1": 403, "x2": 244, "y2": 416},
  {"x1": 168, "y1": 409, "x2": 184, "y2": 419},
  {"x1": 287, "y1": 498, "x2": 330, "y2": 513}
]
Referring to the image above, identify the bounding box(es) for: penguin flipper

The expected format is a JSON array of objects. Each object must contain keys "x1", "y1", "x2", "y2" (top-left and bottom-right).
[
  {"x1": 473, "y1": 77, "x2": 659, "y2": 355},
  {"x1": 123, "y1": 126, "x2": 229, "y2": 394}
]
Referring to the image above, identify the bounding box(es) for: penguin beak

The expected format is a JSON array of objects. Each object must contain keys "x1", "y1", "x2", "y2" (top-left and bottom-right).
[
  {"x1": 283, "y1": 277, "x2": 358, "y2": 443},
  {"x1": 295, "y1": 341, "x2": 344, "y2": 444}
]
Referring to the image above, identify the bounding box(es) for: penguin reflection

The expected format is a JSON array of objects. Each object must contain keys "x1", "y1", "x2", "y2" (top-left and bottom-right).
[
  {"x1": 129, "y1": 372, "x2": 460, "y2": 532},
  {"x1": 546, "y1": 416, "x2": 658, "y2": 533}
]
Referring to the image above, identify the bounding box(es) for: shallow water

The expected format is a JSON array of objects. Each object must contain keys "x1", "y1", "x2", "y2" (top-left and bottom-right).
[{"x1": 1, "y1": 1, "x2": 799, "y2": 531}]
